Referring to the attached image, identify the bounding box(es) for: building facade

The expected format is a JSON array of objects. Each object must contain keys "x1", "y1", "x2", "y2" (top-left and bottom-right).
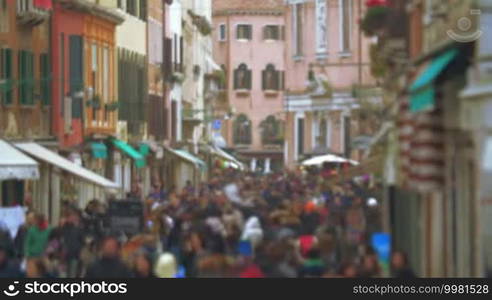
[
  {"x1": 0, "y1": 0, "x2": 53, "y2": 212},
  {"x1": 283, "y1": 0, "x2": 379, "y2": 169},
  {"x1": 213, "y1": 0, "x2": 286, "y2": 173}
]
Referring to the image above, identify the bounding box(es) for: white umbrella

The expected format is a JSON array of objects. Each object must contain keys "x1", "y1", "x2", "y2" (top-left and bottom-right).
[{"x1": 301, "y1": 154, "x2": 359, "y2": 167}]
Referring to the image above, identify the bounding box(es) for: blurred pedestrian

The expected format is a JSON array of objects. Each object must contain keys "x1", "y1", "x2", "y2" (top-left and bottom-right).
[
  {"x1": 391, "y1": 250, "x2": 416, "y2": 278},
  {"x1": 25, "y1": 214, "x2": 52, "y2": 259},
  {"x1": 60, "y1": 210, "x2": 85, "y2": 278},
  {"x1": 85, "y1": 237, "x2": 133, "y2": 278},
  {"x1": 132, "y1": 251, "x2": 157, "y2": 278},
  {"x1": 0, "y1": 245, "x2": 22, "y2": 278}
]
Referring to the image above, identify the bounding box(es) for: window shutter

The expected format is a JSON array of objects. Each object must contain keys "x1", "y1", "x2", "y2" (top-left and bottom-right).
[
  {"x1": 273, "y1": 70, "x2": 279, "y2": 90},
  {"x1": 18, "y1": 50, "x2": 23, "y2": 104},
  {"x1": 280, "y1": 71, "x2": 285, "y2": 90},
  {"x1": 139, "y1": 0, "x2": 147, "y2": 21},
  {"x1": 69, "y1": 35, "x2": 84, "y2": 118},
  {"x1": 163, "y1": 38, "x2": 172, "y2": 81},
  {"x1": 5, "y1": 49, "x2": 12, "y2": 103},
  {"x1": 273, "y1": 26, "x2": 278, "y2": 40},
  {"x1": 263, "y1": 26, "x2": 268, "y2": 40},
  {"x1": 247, "y1": 25, "x2": 252, "y2": 40},
  {"x1": 40, "y1": 53, "x2": 51, "y2": 106},
  {"x1": 262, "y1": 69, "x2": 266, "y2": 90},
  {"x1": 280, "y1": 26, "x2": 285, "y2": 40},
  {"x1": 0, "y1": 48, "x2": 4, "y2": 104},
  {"x1": 246, "y1": 69, "x2": 252, "y2": 90},
  {"x1": 179, "y1": 36, "x2": 183, "y2": 72},
  {"x1": 233, "y1": 68, "x2": 239, "y2": 90},
  {"x1": 236, "y1": 26, "x2": 241, "y2": 40},
  {"x1": 29, "y1": 52, "x2": 34, "y2": 104}
]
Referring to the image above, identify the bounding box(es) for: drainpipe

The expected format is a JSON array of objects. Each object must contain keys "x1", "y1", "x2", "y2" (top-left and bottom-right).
[{"x1": 358, "y1": 0, "x2": 363, "y2": 85}]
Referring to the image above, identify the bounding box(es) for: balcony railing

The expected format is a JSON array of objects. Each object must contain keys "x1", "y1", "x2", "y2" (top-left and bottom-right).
[{"x1": 17, "y1": 0, "x2": 51, "y2": 26}]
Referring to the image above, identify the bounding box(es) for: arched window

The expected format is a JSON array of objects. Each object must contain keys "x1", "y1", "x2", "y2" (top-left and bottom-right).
[
  {"x1": 262, "y1": 64, "x2": 284, "y2": 91},
  {"x1": 233, "y1": 114, "x2": 252, "y2": 145},
  {"x1": 233, "y1": 63, "x2": 251, "y2": 90},
  {"x1": 260, "y1": 115, "x2": 284, "y2": 145}
]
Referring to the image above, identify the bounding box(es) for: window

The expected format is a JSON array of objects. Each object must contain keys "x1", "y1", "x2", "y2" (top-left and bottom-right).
[
  {"x1": 18, "y1": 50, "x2": 34, "y2": 105},
  {"x1": 218, "y1": 24, "x2": 227, "y2": 41},
  {"x1": 316, "y1": 0, "x2": 328, "y2": 54},
  {"x1": 233, "y1": 63, "x2": 251, "y2": 90},
  {"x1": 340, "y1": 0, "x2": 352, "y2": 53},
  {"x1": 139, "y1": 0, "x2": 147, "y2": 21},
  {"x1": 126, "y1": 0, "x2": 137, "y2": 16},
  {"x1": 263, "y1": 25, "x2": 284, "y2": 40},
  {"x1": 236, "y1": 24, "x2": 252, "y2": 40},
  {"x1": 260, "y1": 115, "x2": 284, "y2": 145},
  {"x1": 233, "y1": 114, "x2": 252, "y2": 145},
  {"x1": 0, "y1": 48, "x2": 13, "y2": 105},
  {"x1": 40, "y1": 53, "x2": 51, "y2": 106},
  {"x1": 262, "y1": 64, "x2": 284, "y2": 91},
  {"x1": 292, "y1": 3, "x2": 303, "y2": 56}
]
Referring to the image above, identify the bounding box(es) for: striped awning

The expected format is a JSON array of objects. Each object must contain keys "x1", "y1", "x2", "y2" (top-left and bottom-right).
[{"x1": 398, "y1": 98, "x2": 444, "y2": 192}]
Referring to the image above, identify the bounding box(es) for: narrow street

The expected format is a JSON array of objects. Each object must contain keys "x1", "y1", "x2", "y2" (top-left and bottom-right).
[{"x1": 1, "y1": 0, "x2": 492, "y2": 280}]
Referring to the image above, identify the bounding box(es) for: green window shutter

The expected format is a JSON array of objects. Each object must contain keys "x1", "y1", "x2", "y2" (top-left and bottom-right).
[
  {"x1": 5, "y1": 49, "x2": 12, "y2": 104},
  {"x1": 28, "y1": 52, "x2": 34, "y2": 104},
  {"x1": 69, "y1": 35, "x2": 84, "y2": 118},
  {"x1": 40, "y1": 54, "x2": 51, "y2": 106},
  {"x1": 18, "y1": 50, "x2": 22, "y2": 104}
]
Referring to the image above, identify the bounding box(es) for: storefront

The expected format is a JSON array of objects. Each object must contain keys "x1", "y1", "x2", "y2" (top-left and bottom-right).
[
  {"x1": 13, "y1": 142, "x2": 119, "y2": 224},
  {"x1": 165, "y1": 147, "x2": 207, "y2": 191},
  {"x1": 0, "y1": 140, "x2": 40, "y2": 207}
]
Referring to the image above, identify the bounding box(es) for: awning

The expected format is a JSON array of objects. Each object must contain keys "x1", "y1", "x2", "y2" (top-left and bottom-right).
[
  {"x1": 409, "y1": 48, "x2": 459, "y2": 113},
  {"x1": 14, "y1": 142, "x2": 119, "y2": 189},
  {"x1": 111, "y1": 138, "x2": 146, "y2": 168},
  {"x1": 166, "y1": 147, "x2": 207, "y2": 170},
  {"x1": 206, "y1": 55, "x2": 222, "y2": 72},
  {"x1": 209, "y1": 145, "x2": 245, "y2": 170},
  {"x1": 302, "y1": 154, "x2": 359, "y2": 167},
  {"x1": 0, "y1": 140, "x2": 39, "y2": 180},
  {"x1": 91, "y1": 142, "x2": 108, "y2": 159}
]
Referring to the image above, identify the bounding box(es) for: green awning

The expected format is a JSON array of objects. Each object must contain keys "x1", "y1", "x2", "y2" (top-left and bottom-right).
[
  {"x1": 111, "y1": 139, "x2": 146, "y2": 168},
  {"x1": 409, "y1": 48, "x2": 459, "y2": 113},
  {"x1": 139, "y1": 143, "x2": 150, "y2": 156},
  {"x1": 91, "y1": 142, "x2": 108, "y2": 159},
  {"x1": 168, "y1": 148, "x2": 207, "y2": 170}
]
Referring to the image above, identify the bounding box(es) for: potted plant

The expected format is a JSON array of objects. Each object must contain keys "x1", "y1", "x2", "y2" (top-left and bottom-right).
[
  {"x1": 86, "y1": 95, "x2": 101, "y2": 109},
  {"x1": 105, "y1": 101, "x2": 120, "y2": 112},
  {"x1": 360, "y1": 1, "x2": 390, "y2": 37},
  {"x1": 188, "y1": 10, "x2": 212, "y2": 36}
]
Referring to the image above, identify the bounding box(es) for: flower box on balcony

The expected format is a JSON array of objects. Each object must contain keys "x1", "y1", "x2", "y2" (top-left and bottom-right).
[{"x1": 360, "y1": 5, "x2": 390, "y2": 37}]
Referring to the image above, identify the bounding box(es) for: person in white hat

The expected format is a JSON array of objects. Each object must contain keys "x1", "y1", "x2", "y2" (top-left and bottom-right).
[{"x1": 154, "y1": 252, "x2": 177, "y2": 278}]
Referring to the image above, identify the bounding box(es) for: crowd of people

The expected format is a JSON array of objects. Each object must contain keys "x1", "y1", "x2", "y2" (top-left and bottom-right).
[{"x1": 0, "y1": 164, "x2": 417, "y2": 278}]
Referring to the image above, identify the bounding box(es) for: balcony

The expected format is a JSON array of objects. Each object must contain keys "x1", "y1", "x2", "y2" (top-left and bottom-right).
[
  {"x1": 182, "y1": 109, "x2": 204, "y2": 126},
  {"x1": 17, "y1": 0, "x2": 51, "y2": 27}
]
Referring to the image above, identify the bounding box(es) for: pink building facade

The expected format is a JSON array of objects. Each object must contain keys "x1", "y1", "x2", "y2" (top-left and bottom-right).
[
  {"x1": 283, "y1": 0, "x2": 378, "y2": 168},
  {"x1": 213, "y1": 0, "x2": 286, "y2": 172}
]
